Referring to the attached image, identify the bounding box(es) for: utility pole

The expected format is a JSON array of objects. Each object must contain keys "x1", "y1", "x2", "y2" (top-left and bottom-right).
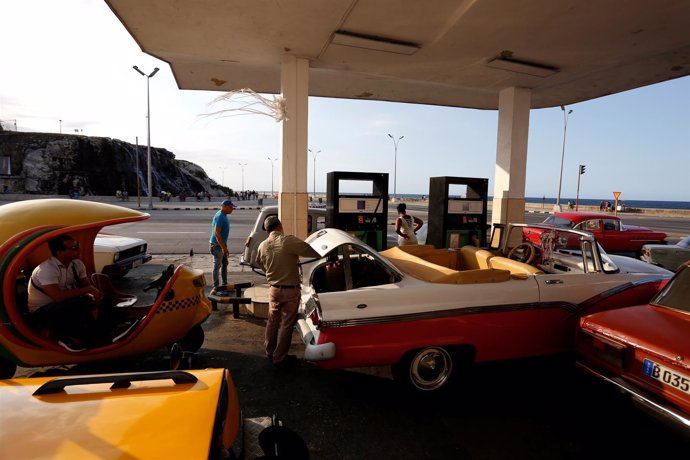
[
  {"x1": 555, "y1": 106, "x2": 573, "y2": 212},
  {"x1": 308, "y1": 148, "x2": 321, "y2": 199},
  {"x1": 267, "y1": 156, "x2": 278, "y2": 197},
  {"x1": 575, "y1": 164, "x2": 586, "y2": 210},
  {"x1": 133, "y1": 65, "x2": 160, "y2": 210},
  {"x1": 387, "y1": 134, "x2": 404, "y2": 202},
  {"x1": 135, "y1": 136, "x2": 141, "y2": 207}
]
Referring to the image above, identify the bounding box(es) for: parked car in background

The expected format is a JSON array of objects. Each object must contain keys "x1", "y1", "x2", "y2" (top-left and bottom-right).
[
  {"x1": 241, "y1": 205, "x2": 325, "y2": 270},
  {"x1": 296, "y1": 224, "x2": 671, "y2": 392},
  {"x1": 94, "y1": 233, "x2": 151, "y2": 276},
  {"x1": 0, "y1": 369, "x2": 243, "y2": 459},
  {"x1": 576, "y1": 261, "x2": 690, "y2": 429},
  {"x1": 534, "y1": 212, "x2": 667, "y2": 255},
  {"x1": 641, "y1": 235, "x2": 690, "y2": 271}
]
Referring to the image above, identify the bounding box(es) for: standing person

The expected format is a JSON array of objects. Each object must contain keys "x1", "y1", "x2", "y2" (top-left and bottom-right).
[
  {"x1": 395, "y1": 203, "x2": 423, "y2": 246},
  {"x1": 209, "y1": 199, "x2": 235, "y2": 289},
  {"x1": 257, "y1": 216, "x2": 319, "y2": 368},
  {"x1": 27, "y1": 234, "x2": 105, "y2": 351}
]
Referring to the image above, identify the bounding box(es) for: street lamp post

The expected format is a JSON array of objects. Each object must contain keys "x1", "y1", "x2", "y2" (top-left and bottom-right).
[
  {"x1": 238, "y1": 163, "x2": 247, "y2": 191},
  {"x1": 133, "y1": 65, "x2": 160, "y2": 210},
  {"x1": 555, "y1": 105, "x2": 573, "y2": 212},
  {"x1": 135, "y1": 136, "x2": 141, "y2": 207},
  {"x1": 267, "y1": 156, "x2": 278, "y2": 197},
  {"x1": 387, "y1": 134, "x2": 404, "y2": 202},
  {"x1": 308, "y1": 148, "x2": 321, "y2": 199}
]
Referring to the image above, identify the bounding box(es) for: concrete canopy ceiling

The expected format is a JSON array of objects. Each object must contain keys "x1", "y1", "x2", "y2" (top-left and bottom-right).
[{"x1": 106, "y1": 0, "x2": 690, "y2": 110}]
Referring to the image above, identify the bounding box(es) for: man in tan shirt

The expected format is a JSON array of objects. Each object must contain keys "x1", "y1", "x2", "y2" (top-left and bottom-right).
[{"x1": 257, "y1": 216, "x2": 319, "y2": 368}]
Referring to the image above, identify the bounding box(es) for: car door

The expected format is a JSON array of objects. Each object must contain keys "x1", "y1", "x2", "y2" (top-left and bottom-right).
[
  {"x1": 535, "y1": 271, "x2": 628, "y2": 351},
  {"x1": 600, "y1": 217, "x2": 631, "y2": 252}
]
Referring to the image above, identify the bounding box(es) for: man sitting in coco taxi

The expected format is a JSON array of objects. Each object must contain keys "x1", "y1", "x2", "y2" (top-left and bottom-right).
[{"x1": 27, "y1": 234, "x2": 105, "y2": 352}]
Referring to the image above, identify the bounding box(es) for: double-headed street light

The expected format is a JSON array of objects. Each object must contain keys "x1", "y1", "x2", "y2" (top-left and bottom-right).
[
  {"x1": 133, "y1": 65, "x2": 159, "y2": 210},
  {"x1": 555, "y1": 105, "x2": 573, "y2": 212},
  {"x1": 308, "y1": 148, "x2": 321, "y2": 199},
  {"x1": 267, "y1": 156, "x2": 278, "y2": 197},
  {"x1": 238, "y1": 162, "x2": 247, "y2": 191},
  {"x1": 387, "y1": 134, "x2": 404, "y2": 202}
]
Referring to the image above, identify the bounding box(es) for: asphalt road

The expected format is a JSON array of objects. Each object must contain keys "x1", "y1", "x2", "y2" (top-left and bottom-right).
[{"x1": 106, "y1": 206, "x2": 690, "y2": 255}]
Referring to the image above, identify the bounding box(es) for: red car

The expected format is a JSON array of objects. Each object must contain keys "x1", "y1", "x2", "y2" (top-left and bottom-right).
[
  {"x1": 576, "y1": 261, "x2": 690, "y2": 429},
  {"x1": 532, "y1": 212, "x2": 667, "y2": 255}
]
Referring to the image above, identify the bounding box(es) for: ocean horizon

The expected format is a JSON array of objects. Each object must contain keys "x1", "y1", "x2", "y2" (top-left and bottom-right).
[{"x1": 391, "y1": 194, "x2": 690, "y2": 211}]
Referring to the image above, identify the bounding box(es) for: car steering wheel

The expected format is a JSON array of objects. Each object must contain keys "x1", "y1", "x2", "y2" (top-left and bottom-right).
[{"x1": 507, "y1": 242, "x2": 536, "y2": 264}]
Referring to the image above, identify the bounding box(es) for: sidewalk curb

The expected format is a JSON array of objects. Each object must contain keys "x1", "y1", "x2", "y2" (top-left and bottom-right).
[{"x1": 155, "y1": 206, "x2": 262, "y2": 211}]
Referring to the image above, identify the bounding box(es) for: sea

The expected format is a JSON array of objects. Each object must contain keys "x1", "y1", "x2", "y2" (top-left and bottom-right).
[{"x1": 395, "y1": 194, "x2": 690, "y2": 211}]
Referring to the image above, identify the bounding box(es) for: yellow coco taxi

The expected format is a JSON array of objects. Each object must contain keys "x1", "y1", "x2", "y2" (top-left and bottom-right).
[
  {"x1": 0, "y1": 369, "x2": 243, "y2": 459},
  {"x1": 0, "y1": 199, "x2": 212, "y2": 379}
]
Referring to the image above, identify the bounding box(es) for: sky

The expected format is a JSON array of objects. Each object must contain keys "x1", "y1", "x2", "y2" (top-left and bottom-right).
[{"x1": 1, "y1": 0, "x2": 689, "y2": 202}]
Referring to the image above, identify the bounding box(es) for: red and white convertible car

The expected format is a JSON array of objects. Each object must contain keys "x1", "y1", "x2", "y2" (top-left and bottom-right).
[{"x1": 296, "y1": 224, "x2": 672, "y2": 392}]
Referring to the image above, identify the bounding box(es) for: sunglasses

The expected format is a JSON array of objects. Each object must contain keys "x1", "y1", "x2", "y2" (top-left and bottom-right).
[{"x1": 64, "y1": 243, "x2": 80, "y2": 251}]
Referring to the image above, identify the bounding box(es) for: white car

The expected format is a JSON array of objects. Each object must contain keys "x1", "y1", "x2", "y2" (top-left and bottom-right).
[
  {"x1": 241, "y1": 205, "x2": 326, "y2": 270},
  {"x1": 94, "y1": 233, "x2": 152, "y2": 276},
  {"x1": 641, "y1": 235, "x2": 690, "y2": 271}
]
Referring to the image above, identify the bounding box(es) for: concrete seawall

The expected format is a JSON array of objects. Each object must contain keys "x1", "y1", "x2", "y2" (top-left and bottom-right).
[{"x1": 1, "y1": 193, "x2": 689, "y2": 218}]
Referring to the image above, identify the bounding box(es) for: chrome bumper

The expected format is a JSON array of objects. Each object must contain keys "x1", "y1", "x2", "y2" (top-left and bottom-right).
[
  {"x1": 296, "y1": 318, "x2": 335, "y2": 361},
  {"x1": 576, "y1": 361, "x2": 690, "y2": 429}
]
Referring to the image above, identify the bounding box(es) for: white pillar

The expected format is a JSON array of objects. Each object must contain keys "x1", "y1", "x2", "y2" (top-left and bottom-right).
[
  {"x1": 279, "y1": 55, "x2": 310, "y2": 238},
  {"x1": 491, "y1": 87, "x2": 531, "y2": 230}
]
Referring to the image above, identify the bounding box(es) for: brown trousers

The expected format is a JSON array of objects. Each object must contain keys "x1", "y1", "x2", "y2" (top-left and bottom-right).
[{"x1": 265, "y1": 286, "x2": 301, "y2": 363}]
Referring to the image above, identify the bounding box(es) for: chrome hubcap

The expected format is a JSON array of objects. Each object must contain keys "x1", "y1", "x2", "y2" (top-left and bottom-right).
[{"x1": 409, "y1": 347, "x2": 452, "y2": 391}]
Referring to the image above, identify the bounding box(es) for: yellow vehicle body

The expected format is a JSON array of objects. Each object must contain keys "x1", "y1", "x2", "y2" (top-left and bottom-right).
[
  {"x1": 0, "y1": 368, "x2": 242, "y2": 459},
  {"x1": 0, "y1": 199, "x2": 212, "y2": 378}
]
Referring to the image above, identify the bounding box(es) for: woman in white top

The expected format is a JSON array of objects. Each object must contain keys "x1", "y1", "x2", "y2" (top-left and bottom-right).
[{"x1": 395, "y1": 203, "x2": 424, "y2": 246}]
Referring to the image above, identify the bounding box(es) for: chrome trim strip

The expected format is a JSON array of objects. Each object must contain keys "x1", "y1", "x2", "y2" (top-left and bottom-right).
[
  {"x1": 576, "y1": 361, "x2": 690, "y2": 428},
  {"x1": 319, "y1": 301, "x2": 578, "y2": 329}
]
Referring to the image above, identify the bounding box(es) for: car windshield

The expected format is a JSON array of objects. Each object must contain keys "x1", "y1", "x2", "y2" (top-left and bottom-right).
[
  {"x1": 510, "y1": 225, "x2": 618, "y2": 274},
  {"x1": 542, "y1": 216, "x2": 574, "y2": 228},
  {"x1": 652, "y1": 266, "x2": 690, "y2": 313}
]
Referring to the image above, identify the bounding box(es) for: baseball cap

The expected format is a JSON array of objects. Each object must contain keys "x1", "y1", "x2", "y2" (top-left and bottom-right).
[{"x1": 221, "y1": 199, "x2": 235, "y2": 208}]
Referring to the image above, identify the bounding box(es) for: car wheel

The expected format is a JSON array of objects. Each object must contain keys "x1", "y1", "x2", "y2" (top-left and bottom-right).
[
  {"x1": 0, "y1": 357, "x2": 16, "y2": 379},
  {"x1": 180, "y1": 325, "x2": 205, "y2": 352},
  {"x1": 169, "y1": 343, "x2": 183, "y2": 370},
  {"x1": 393, "y1": 346, "x2": 455, "y2": 392}
]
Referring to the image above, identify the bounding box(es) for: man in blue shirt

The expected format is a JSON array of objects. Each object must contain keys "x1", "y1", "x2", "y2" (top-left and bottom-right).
[{"x1": 209, "y1": 199, "x2": 235, "y2": 288}]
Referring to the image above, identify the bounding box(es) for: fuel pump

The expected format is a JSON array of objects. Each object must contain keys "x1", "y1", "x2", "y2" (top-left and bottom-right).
[
  {"x1": 326, "y1": 171, "x2": 389, "y2": 250},
  {"x1": 427, "y1": 176, "x2": 489, "y2": 249}
]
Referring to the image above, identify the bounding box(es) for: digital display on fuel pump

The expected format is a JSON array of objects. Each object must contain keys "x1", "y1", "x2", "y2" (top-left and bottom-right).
[{"x1": 338, "y1": 197, "x2": 383, "y2": 213}]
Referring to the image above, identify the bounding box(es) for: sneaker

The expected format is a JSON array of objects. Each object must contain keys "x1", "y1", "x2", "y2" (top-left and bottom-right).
[
  {"x1": 111, "y1": 319, "x2": 140, "y2": 342},
  {"x1": 58, "y1": 338, "x2": 86, "y2": 352}
]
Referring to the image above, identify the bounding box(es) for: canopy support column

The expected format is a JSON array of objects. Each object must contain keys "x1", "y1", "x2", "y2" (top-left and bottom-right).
[
  {"x1": 491, "y1": 87, "x2": 531, "y2": 230},
  {"x1": 279, "y1": 55, "x2": 310, "y2": 238}
]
